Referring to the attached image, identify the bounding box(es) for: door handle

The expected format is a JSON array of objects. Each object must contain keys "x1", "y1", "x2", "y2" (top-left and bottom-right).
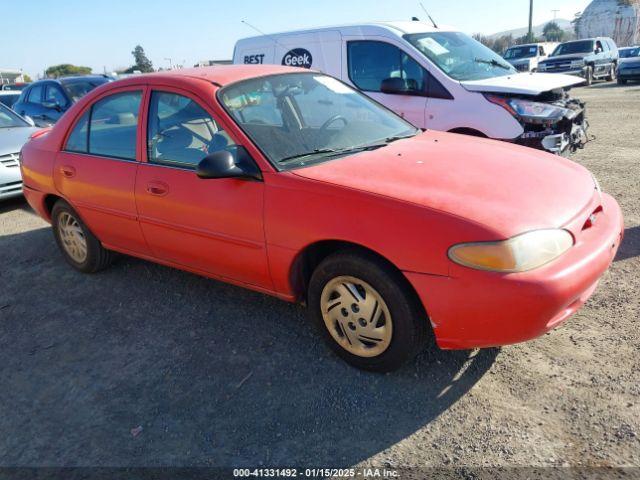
[
  {"x1": 146, "y1": 181, "x2": 169, "y2": 197},
  {"x1": 60, "y1": 165, "x2": 76, "y2": 178}
]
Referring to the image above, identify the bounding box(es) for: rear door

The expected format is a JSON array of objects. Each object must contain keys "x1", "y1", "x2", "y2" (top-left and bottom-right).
[
  {"x1": 134, "y1": 87, "x2": 271, "y2": 288},
  {"x1": 54, "y1": 85, "x2": 150, "y2": 254}
]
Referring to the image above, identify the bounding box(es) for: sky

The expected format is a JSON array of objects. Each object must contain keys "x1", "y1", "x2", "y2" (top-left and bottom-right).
[{"x1": 3, "y1": 0, "x2": 591, "y2": 78}]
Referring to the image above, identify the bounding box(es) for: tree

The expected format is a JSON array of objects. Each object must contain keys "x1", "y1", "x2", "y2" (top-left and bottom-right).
[
  {"x1": 45, "y1": 64, "x2": 92, "y2": 78},
  {"x1": 125, "y1": 45, "x2": 154, "y2": 74},
  {"x1": 543, "y1": 21, "x2": 565, "y2": 42},
  {"x1": 23, "y1": 74, "x2": 32, "y2": 83}
]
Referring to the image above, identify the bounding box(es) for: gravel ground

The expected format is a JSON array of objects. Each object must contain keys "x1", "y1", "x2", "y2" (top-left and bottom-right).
[{"x1": 0, "y1": 82, "x2": 638, "y2": 475}]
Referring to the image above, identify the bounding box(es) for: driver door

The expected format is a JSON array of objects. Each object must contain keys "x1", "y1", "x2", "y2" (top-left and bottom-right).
[
  {"x1": 134, "y1": 87, "x2": 271, "y2": 289},
  {"x1": 344, "y1": 39, "x2": 427, "y2": 128}
]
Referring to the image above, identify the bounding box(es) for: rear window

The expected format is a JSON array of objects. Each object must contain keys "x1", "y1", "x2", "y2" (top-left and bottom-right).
[{"x1": 61, "y1": 78, "x2": 110, "y2": 102}]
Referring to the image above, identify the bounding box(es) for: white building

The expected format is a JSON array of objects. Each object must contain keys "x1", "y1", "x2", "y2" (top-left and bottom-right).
[
  {"x1": 0, "y1": 69, "x2": 27, "y2": 85},
  {"x1": 577, "y1": 0, "x2": 640, "y2": 46}
]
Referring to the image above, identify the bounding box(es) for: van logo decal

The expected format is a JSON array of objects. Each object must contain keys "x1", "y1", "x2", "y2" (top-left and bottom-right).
[{"x1": 282, "y1": 49, "x2": 313, "y2": 68}]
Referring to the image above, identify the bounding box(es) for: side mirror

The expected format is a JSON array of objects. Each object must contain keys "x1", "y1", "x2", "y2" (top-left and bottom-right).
[
  {"x1": 380, "y1": 77, "x2": 420, "y2": 95},
  {"x1": 196, "y1": 147, "x2": 262, "y2": 181}
]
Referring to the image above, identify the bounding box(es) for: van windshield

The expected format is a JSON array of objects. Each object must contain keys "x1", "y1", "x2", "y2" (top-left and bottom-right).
[
  {"x1": 404, "y1": 31, "x2": 516, "y2": 81},
  {"x1": 504, "y1": 46, "x2": 538, "y2": 59},
  {"x1": 219, "y1": 73, "x2": 418, "y2": 170}
]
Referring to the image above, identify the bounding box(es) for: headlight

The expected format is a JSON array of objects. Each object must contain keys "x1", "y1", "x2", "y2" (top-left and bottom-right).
[
  {"x1": 570, "y1": 60, "x2": 585, "y2": 68},
  {"x1": 485, "y1": 94, "x2": 571, "y2": 123},
  {"x1": 448, "y1": 229, "x2": 574, "y2": 273}
]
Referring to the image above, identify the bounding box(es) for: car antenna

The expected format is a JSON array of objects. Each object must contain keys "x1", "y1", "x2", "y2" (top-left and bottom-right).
[
  {"x1": 419, "y1": 2, "x2": 439, "y2": 28},
  {"x1": 241, "y1": 20, "x2": 287, "y2": 50}
]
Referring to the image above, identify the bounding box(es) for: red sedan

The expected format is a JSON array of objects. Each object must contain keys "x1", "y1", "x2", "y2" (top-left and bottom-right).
[{"x1": 20, "y1": 66, "x2": 623, "y2": 371}]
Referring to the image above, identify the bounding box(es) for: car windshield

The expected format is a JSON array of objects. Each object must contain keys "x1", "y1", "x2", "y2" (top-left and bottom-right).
[
  {"x1": 552, "y1": 40, "x2": 595, "y2": 56},
  {"x1": 219, "y1": 73, "x2": 418, "y2": 170},
  {"x1": 404, "y1": 31, "x2": 517, "y2": 81},
  {"x1": 0, "y1": 104, "x2": 29, "y2": 128},
  {"x1": 61, "y1": 77, "x2": 110, "y2": 102},
  {"x1": 620, "y1": 47, "x2": 640, "y2": 58},
  {"x1": 504, "y1": 46, "x2": 538, "y2": 59}
]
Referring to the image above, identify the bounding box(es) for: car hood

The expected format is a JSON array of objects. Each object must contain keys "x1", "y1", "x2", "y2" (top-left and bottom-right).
[
  {"x1": 0, "y1": 126, "x2": 40, "y2": 156},
  {"x1": 541, "y1": 54, "x2": 586, "y2": 63},
  {"x1": 291, "y1": 132, "x2": 596, "y2": 237},
  {"x1": 460, "y1": 72, "x2": 584, "y2": 96}
]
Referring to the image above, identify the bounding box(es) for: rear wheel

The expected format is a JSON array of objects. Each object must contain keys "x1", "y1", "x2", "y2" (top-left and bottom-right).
[
  {"x1": 51, "y1": 200, "x2": 114, "y2": 273},
  {"x1": 308, "y1": 250, "x2": 429, "y2": 372}
]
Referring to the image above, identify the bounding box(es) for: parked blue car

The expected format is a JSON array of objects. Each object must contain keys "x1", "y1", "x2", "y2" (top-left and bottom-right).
[{"x1": 12, "y1": 75, "x2": 111, "y2": 127}]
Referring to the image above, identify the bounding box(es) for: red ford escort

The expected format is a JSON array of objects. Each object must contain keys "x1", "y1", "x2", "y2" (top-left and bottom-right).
[{"x1": 20, "y1": 66, "x2": 623, "y2": 371}]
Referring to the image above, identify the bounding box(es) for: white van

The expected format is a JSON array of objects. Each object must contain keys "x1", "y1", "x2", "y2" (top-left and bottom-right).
[
  {"x1": 504, "y1": 42, "x2": 559, "y2": 72},
  {"x1": 233, "y1": 22, "x2": 588, "y2": 154}
]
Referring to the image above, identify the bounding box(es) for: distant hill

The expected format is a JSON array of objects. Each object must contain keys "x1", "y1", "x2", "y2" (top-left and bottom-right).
[{"x1": 488, "y1": 19, "x2": 573, "y2": 40}]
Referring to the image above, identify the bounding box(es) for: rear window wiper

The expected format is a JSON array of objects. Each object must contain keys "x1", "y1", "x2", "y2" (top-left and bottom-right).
[{"x1": 474, "y1": 57, "x2": 512, "y2": 70}]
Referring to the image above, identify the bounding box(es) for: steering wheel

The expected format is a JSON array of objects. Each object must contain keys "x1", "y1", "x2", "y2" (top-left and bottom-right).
[{"x1": 320, "y1": 114, "x2": 348, "y2": 133}]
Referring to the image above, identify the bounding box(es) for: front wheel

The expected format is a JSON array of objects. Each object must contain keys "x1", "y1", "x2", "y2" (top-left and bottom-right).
[
  {"x1": 51, "y1": 200, "x2": 114, "y2": 273},
  {"x1": 308, "y1": 251, "x2": 429, "y2": 372},
  {"x1": 607, "y1": 64, "x2": 617, "y2": 82},
  {"x1": 585, "y1": 66, "x2": 594, "y2": 86},
  {"x1": 618, "y1": 77, "x2": 627, "y2": 85}
]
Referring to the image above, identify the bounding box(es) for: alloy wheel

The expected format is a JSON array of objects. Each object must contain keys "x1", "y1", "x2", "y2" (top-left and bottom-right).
[{"x1": 58, "y1": 212, "x2": 88, "y2": 263}]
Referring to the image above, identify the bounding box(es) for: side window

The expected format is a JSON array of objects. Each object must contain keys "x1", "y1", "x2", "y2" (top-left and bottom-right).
[
  {"x1": 347, "y1": 41, "x2": 427, "y2": 94},
  {"x1": 539, "y1": 46, "x2": 545, "y2": 56},
  {"x1": 28, "y1": 84, "x2": 43, "y2": 104},
  {"x1": 89, "y1": 91, "x2": 142, "y2": 160},
  {"x1": 595, "y1": 41, "x2": 604, "y2": 53},
  {"x1": 45, "y1": 85, "x2": 68, "y2": 107},
  {"x1": 147, "y1": 91, "x2": 236, "y2": 169},
  {"x1": 65, "y1": 111, "x2": 89, "y2": 153}
]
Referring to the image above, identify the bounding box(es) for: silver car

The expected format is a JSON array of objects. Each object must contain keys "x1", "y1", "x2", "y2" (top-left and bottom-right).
[{"x1": 0, "y1": 104, "x2": 39, "y2": 200}]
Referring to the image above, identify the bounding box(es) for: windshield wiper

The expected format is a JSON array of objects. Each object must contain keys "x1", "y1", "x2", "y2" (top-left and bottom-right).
[
  {"x1": 279, "y1": 143, "x2": 388, "y2": 165},
  {"x1": 474, "y1": 57, "x2": 512, "y2": 70},
  {"x1": 384, "y1": 132, "x2": 418, "y2": 143}
]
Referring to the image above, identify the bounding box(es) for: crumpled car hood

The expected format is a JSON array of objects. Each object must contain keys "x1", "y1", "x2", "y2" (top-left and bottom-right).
[{"x1": 460, "y1": 72, "x2": 584, "y2": 96}]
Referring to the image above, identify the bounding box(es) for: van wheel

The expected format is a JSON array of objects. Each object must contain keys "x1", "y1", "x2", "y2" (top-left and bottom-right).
[
  {"x1": 585, "y1": 66, "x2": 594, "y2": 86},
  {"x1": 307, "y1": 250, "x2": 429, "y2": 372},
  {"x1": 607, "y1": 64, "x2": 617, "y2": 81},
  {"x1": 51, "y1": 200, "x2": 114, "y2": 273}
]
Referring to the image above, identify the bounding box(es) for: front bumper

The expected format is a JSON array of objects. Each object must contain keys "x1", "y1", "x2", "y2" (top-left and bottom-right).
[
  {"x1": 618, "y1": 66, "x2": 640, "y2": 80},
  {"x1": 0, "y1": 163, "x2": 23, "y2": 200},
  {"x1": 538, "y1": 66, "x2": 587, "y2": 78},
  {"x1": 405, "y1": 193, "x2": 624, "y2": 350}
]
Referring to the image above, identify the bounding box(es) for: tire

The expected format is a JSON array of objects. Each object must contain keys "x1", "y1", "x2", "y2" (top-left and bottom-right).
[
  {"x1": 618, "y1": 77, "x2": 627, "y2": 85},
  {"x1": 308, "y1": 250, "x2": 429, "y2": 372},
  {"x1": 585, "y1": 66, "x2": 594, "y2": 86},
  {"x1": 607, "y1": 63, "x2": 617, "y2": 82},
  {"x1": 51, "y1": 200, "x2": 114, "y2": 273}
]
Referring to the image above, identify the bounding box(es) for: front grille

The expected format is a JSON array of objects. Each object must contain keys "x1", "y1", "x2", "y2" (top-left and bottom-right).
[
  {"x1": 515, "y1": 63, "x2": 529, "y2": 72},
  {"x1": 0, "y1": 152, "x2": 20, "y2": 168},
  {"x1": 0, "y1": 180, "x2": 22, "y2": 193}
]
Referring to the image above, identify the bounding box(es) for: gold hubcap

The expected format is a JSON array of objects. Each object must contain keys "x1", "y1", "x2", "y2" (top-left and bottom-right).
[
  {"x1": 58, "y1": 212, "x2": 87, "y2": 263},
  {"x1": 320, "y1": 276, "x2": 392, "y2": 358}
]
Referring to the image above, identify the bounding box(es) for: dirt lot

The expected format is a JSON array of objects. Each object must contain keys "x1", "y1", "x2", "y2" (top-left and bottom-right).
[{"x1": 0, "y1": 82, "x2": 638, "y2": 475}]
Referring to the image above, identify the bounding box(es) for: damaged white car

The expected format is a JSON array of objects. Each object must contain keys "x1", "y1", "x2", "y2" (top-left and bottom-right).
[{"x1": 233, "y1": 21, "x2": 589, "y2": 154}]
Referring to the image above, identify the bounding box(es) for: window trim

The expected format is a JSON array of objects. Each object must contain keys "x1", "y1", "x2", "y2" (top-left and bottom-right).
[
  {"x1": 346, "y1": 39, "x2": 453, "y2": 100},
  {"x1": 62, "y1": 86, "x2": 145, "y2": 162}
]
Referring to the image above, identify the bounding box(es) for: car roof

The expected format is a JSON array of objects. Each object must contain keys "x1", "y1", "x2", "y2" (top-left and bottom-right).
[{"x1": 111, "y1": 65, "x2": 313, "y2": 87}]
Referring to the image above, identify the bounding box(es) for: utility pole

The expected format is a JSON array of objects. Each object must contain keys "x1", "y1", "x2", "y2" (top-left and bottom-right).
[
  {"x1": 528, "y1": 0, "x2": 534, "y2": 42},
  {"x1": 551, "y1": 9, "x2": 560, "y2": 20}
]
